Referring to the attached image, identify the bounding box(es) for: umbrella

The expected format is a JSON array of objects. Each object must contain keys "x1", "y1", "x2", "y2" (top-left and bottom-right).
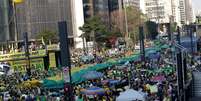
[
  {"x1": 80, "y1": 86, "x2": 105, "y2": 95},
  {"x1": 147, "y1": 49, "x2": 157, "y2": 54},
  {"x1": 161, "y1": 44, "x2": 169, "y2": 49},
  {"x1": 116, "y1": 65, "x2": 127, "y2": 70},
  {"x1": 82, "y1": 71, "x2": 103, "y2": 80},
  {"x1": 116, "y1": 89, "x2": 145, "y2": 101},
  {"x1": 42, "y1": 79, "x2": 64, "y2": 89},
  {"x1": 49, "y1": 92, "x2": 62, "y2": 97},
  {"x1": 147, "y1": 52, "x2": 160, "y2": 59},
  {"x1": 107, "y1": 59, "x2": 117, "y2": 65},
  {"x1": 109, "y1": 80, "x2": 120, "y2": 85},
  {"x1": 81, "y1": 55, "x2": 94, "y2": 62},
  {"x1": 151, "y1": 75, "x2": 166, "y2": 82},
  {"x1": 101, "y1": 79, "x2": 120, "y2": 85}
]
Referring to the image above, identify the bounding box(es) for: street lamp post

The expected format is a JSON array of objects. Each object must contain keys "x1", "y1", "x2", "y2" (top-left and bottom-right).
[
  {"x1": 123, "y1": 0, "x2": 129, "y2": 46},
  {"x1": 12, "y1": 1, "x2": 19, "y2": 47},
  {"x1": 177, "y1": 26, "x2": 181, "y2": 45},
  {"x1": 139, "y1": 26, "x2": 145, "y2": 62},
  {"x1": 58, "y1": 21, "x2": 73, "y2": 101},
  {"x1": 23, "y1": 32, "x2": 31, "y2": 76},
  {"x1": 174, "y1": 44, "x2": 187, "y2": 101},
  {"x1": 187, "y1": 25, "x2": 194, "y2": 54}
]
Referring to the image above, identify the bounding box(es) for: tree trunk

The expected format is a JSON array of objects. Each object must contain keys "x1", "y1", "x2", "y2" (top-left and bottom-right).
[
  {"x1": 82, "y1": 36, "x2": 86, "y2": 53},
  {"x1": 92, "y1": 31, "x2": 96, "y2": 51}
]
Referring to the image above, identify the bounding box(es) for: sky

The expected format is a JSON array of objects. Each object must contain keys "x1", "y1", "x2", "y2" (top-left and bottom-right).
[{"x1": 192, "y1": 0, "x2": 201, "y2": 15}]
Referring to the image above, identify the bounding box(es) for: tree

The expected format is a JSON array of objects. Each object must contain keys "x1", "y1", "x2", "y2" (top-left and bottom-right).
[
  {"x1": 125, "y1": 6, "x2": 146, "y2": 45},
  {"x1": 79, "y1": 16, "x2": 108, "y2": 49},
  {"x1": 145, "y1": 21, "x2": 159, "y2": 39},
  {"x1": 171, "y1": 22, "x2": 177, "y2": 32},
  {"x1": 36, "y1": 30, "x2": 58, "y2": 44}
]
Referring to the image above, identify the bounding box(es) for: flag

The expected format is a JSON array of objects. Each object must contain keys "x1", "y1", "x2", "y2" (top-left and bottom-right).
[{"x1": 13, "y1": 0, "x2": 24, "y2": 4}]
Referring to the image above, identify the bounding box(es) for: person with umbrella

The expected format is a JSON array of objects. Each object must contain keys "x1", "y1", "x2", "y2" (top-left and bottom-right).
[{"x1": 82, "y1": 71, "x2": 104, "y2": 80}]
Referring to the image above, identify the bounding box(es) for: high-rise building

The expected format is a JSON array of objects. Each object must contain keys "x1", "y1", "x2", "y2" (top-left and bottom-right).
[
  {"x1": 83, "y1": 0, "x2": 110, "y2": 25},
  {"x1": 144, "y1": 0, "x2": 181, "y2": 25},
  {"x1": 145, "y1": 0, "x2": 169, "y2": 23},
  {"x1": 93, "y1": 0, "x2": 110, "y2": 28},
  {"x1": 71, "y1": 0, "x2": 85, "y2": 48},
  {"x1": 123, "y1": 0, "x2": 145, "y2": 13},
  {"x1": 172, "y1": 0, "x2": 181, "y2": 26},
  {"x1": 15, "y1": 0, "x2": 73, "y2": 41},
  {"x1": 179, "y1": 0, "x2": 186, "y2": 24},
  {"x1": 185, "y1": 0, "x2": 194, "y2": 24},
  {"x1": 83, "y1": 0, "x2": 122, "y2": 31},
  {"x1": 123, "y1": 0, "x2": 140, "y2": 8},
  {"x1": 0, "y1": 0, "x2": 11, "y2": 41},
  {"x1": 179, "y1": 0, "x2": 194, "y2": 24}
]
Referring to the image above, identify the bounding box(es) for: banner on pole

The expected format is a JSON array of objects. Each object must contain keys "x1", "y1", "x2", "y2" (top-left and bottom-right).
[{"x1": 63, "y1": 67, "x2": 70, "y2": 83}]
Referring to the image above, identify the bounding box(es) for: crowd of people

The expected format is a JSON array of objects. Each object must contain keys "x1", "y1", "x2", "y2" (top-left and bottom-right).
[
  {"x1": 73, "y1": 46, "x2": 179, "y2": 101},
  {"x1": 0, "y1": 39, "x2": 197, "y2": 101}
]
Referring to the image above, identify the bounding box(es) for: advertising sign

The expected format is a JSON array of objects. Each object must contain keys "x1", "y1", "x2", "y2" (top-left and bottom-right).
[
  {"x1": 47, "y1": 44, "x2": 60, "y2": 51},
  {"x1": 11, "y1": 58, "x2": 44, "y2": 72},
  {"x1": 0, "y1": 50, "x2": 46, "y2": 61},
  {"x1": 49, "y1": 52, "x2": 56, "y2": 67}
]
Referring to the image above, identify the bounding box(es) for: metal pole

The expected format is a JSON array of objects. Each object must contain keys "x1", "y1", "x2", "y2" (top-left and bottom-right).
[
  {"x1": 118, "y1": 0, "x2": 124, "y2": 33},
  {"x1": 156, "y1": 0, "x2": 160, "y2": 33},
  {"x1": 170, "y1": 0, "x2": 174, "y2": 42},
  {"x1": 177, "y1": 26, "x2": 181, "y2": 45},
  {"x1": 139, "y1": 26, "x2": 145, "y2": 62},
  {"x1": 82, "y1": 35, "x2": 86, "y2": 54},
  {"x1": 58, "y1": 21, "x2": 73, "y2": 101},
  {"x1": 12, "y1": 2, "x2": 19, "y2": 42},
  {"x1": 123, "y1": 0, "x2": 129, "y2": 44},
  {"x1": 169, "y1": 16, "x2": 172, "y2": 41},
  {"x1": 189, "y1": 26, "x2": 194, "y2": 54},
  {"x1": 174, "y1": 44, "x2": 187, "y2": 101},
  {"x1": 23, "y1": 32, "x2": 31, "y2": 76}
]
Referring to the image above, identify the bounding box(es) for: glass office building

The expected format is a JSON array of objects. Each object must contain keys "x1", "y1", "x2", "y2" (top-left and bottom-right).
[
  {"x1": 83, "y1": 0, "x2": 120, "y2": 29},
  {"x1": 15, "y1": 0, "x2": 73, "y2": 40},
  {"x1": 0, "y1": 0, "x2": 11, "y2": 41},
  {"x1": 93, "y1": 0, "x2": 110, "y2": 26}
]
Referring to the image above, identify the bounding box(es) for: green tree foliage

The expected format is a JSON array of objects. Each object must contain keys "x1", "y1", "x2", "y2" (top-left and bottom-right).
[
  {"x1": 79, "y1": 16, "x2": 108, "y2": 47},
  {"x1": 125, "y1": 6, "x2": 146, "y2": 44},
  {"x1": 171, "y1": 22, "x2": 177, "y2": 32},
  {"x1": 36, "y1": 30, "x2": 58, "y2": 44},
  {"x1": 145, "y1": 21, "x2": 158, "y2": 39}
]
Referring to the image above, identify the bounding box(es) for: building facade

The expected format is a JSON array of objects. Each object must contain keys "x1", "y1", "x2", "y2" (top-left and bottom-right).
[
  {"x1": 145, "y1": 0, "x2": 170, "y2": 23},
  {"x1": 179, "y1": 0, "x2": 194, "y2": 24},
  {"x1": 179, "y1": 0, "x2": 187, "y2": 24},
  {"x1": 0, "y1": 0, "x2": 11, "y2": 41},
  {"x1": 83, "y1": 0, "x2": 122, "y2": 31},
  {"x1": 123, "y1": 0, "x2": 140, "y2": 8},
  {"x1": 123, "y1": 0, "x2": 146, "y2": 14},
  {"x1": 15, "y1": 0, "x2": 73, "y2": 40},
  {"x1": 144, "y1": 0, "x2": 181, "y2": 26},
  {"x1": 71, "y1": 0, "x2": 85, "y2": 48},
  {"x1": 184, "y1": 0, "x2": 194, "y2": 24}
]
